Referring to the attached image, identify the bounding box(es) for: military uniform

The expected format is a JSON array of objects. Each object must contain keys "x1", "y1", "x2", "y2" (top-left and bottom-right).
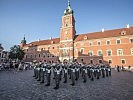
[
  {"x1": 45, "y1": 64, "x2": 51, "y2": 86},
  {"x1": 90, "y1": 67, "x2": 94, "y2": 81},
  {"x1": 40, "y1": 63, "x2": 46, "y2": 83},
  {"x1": 101, "y1": 66, "x2": 105, "y2": 78},
  {"x1": 63, "y1": 63, "x2": 68, "y2": 83},
  {"x1": 54, "y1": 64, "x2": 61, "y2": 89},
  {"x1": 82, "y1": 65, "x2": 87, "y2": 83},
  {"x1": 75, "y1": 64, "x2": 80, "y2": 80},
  {"x1": 71, "y1": 64, "x2": 75, "y2": 86}
]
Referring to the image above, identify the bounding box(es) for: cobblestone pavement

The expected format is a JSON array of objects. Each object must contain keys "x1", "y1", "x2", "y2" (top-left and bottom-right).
[{"x1": 0, "y1": 69, "x2": 133, "y2": 100}]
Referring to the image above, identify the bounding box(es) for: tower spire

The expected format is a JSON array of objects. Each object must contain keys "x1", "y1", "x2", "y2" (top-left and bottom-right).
[
  {"x1": 68, "y1": 0, "x2": 70, "y2": 7},
  {"x1": 64, "y1": 0, "x2": 73, "y2": 15}
]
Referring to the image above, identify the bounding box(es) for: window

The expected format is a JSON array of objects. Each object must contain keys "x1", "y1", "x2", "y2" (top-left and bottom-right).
[
  {"x1": 116, "y1": 39, "x2": 121, "y2": 44},
  {"x1": 88, "y1": 51, "x2": 93, "y2": 56},
  {"x1": 108, "y1": 59, "x2": 112, "y2": 64},
  {"x1": 90, "y1": 59, "x2": 93, "y2": 64},
  {"x1": 89, "y1": 42, "x2": 92, "y2": 46},
  {"x1": 97, "y1": 41, "x2": 101, "y2": 45},
  {"x1": 106, "y1": 40, "x2": 110, "y2": 45},
  {"x1": 131, "y1": 48, "x2": 133, "y2": 55},
  {"x1": 98, "y1": 50, "x2": 103, "y2": 56},
  {"x1": 99, "y1": 59, "x2": 102, "y2": 64},
  {"x1": 130, "y1": 39, "x2": 133, "y2": 43},
  {"x1": 65, "y1": 37, "x2": 68, "y2": 40},
  {"x1": 121, "y1": 59, "x2": 126, "y2": 64},
  {"x1": 117, "y1": 49, "x2": 123, "y2": 56},
  {"x1": 81, "y1": 58, "x2": 84, "y2": 62},
  {"x1": 38, "y1": 54, "x2": 41, "y2": 58},
  {"x1": 80, "y1": 48, "x2": 84, "y2": 53},
  {"x1": 25, "y1": 55, "x2": 27, "y2": 58},
  {"x1": 107, "y1": 50, "x2": 112, "y2": 56},
  {"x1": 84, "y1": 36, "x2": 88, "y2": 40},
  {"x1": 48, "y1": 47, "x2": 50, "y2": 50}
]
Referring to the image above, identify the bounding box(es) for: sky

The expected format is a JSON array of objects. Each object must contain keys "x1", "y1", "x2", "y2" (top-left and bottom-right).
[{"x1": 0, "y1": 0, "x2": 133, "y2": 51}]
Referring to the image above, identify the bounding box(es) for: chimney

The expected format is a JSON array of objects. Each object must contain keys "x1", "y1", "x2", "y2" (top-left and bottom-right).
[
  {"x1": 102, "y1": 28, "x2": 104, "y2": 32},
  {"x1": 126, "y1": 24, "x2": 130, "y2": 28},
  {"x1": 50, "y1": 37, "x2": 52, "y2": 40}
]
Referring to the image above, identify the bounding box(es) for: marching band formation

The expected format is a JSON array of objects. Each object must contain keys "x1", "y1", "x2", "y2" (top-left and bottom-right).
[{"x1": 33, "y1": 61, "x2": 111, "y2": 89}]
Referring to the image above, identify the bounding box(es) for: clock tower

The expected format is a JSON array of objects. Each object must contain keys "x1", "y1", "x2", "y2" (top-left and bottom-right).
[{"x1": 60, "y1": 0, "x2": 76, "y2": 62}]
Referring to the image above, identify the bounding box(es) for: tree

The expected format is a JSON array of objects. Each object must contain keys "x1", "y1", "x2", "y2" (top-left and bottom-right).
[{"x1": 8, "y1": 45, "x2": 25, "y2": 61}]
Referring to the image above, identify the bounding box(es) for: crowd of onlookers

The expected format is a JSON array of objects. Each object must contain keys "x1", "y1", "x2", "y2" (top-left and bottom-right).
[
  {"x1": 114, "y1": 65, "x2": 133, "y2": 72},
  {"x1": 0, "y1": 61, "x2": 33, "y2": 71}
]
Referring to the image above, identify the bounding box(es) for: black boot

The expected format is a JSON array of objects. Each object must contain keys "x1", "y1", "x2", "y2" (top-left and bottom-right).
[
  {"x1": 40, "y1": 81, "x2": 44, "y2": 83},
  {"x1": 54, "y1": 85, "x2": 59, "y2": 89},
  {"x1": 45, "y1": 83, "x2": 50, "y2": 86},
  {"x1": 70, "y1": 83, "x2": 75, "y2": 86},
  {"x1": 63, "y1": 81, "x2": 67, "y2": 83}
]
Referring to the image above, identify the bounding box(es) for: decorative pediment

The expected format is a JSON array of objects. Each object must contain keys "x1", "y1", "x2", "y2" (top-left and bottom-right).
[
  {"x1": 120, "y1": 31, "x2": 126, "y2": 36},
  {"x1": 84, "y1": 36, "x2": 88, "y2": 40}
]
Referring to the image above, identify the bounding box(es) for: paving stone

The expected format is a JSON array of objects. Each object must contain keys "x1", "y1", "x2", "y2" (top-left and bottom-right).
[{"x1": 0, "y1": 69, "x2": 133, "y2": 100}]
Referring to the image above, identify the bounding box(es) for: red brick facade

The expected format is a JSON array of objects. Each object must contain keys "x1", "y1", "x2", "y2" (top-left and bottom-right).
[{"x1": 20, "y1": 1, "x2": 133, "y2": 67}]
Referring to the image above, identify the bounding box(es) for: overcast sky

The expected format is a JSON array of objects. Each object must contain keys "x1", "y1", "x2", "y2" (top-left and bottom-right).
[{"x1": 0, "y1": 0, "x2": 133, "y2": 51}]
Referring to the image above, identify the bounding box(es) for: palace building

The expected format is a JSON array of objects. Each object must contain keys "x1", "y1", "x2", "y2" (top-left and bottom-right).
[{"x1": 20, "y1": 0, "x2": 133, "y2": 67}]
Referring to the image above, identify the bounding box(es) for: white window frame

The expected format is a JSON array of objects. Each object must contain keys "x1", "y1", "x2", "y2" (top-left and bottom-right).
[
  {"x1": 107, "y1": 50, "x2": 112, "y2": 56},
  {"x1": 97, "y1": 41, "x2": 101, "y2": 45},
  {"x1": 80, "y1": 48, "x2": 84, "y2": 53},
  {"x1": 106, "y1": 40, "x2": 110, "y2": 45},
  {"x1": 116, "y1": 39, "x2": 121, "y2": 44},
  {"x1": 117, "y1": 49, "x2": 123, "y2": 56},
  {"x1": 88, "y1": 50, "x2": 93, "y2": 56},
  {"x1": 89, "y1": 41, "x2": 93, "y2": 46},
  {"x1": 121, "y1": 59, "x2": 126, "y2": 64},
  {"x1": 130, "y1": 38, "x2": 133, "y2": 43},
  {"x1": 108, "y1": 59, "x2": 112, "y2": 64},
  {"x1": 131, "y1": 48, "x2": 133, "y2": 55},
  {"x1": 97, "y1": 50, "x2": 103, "y2": 56}
]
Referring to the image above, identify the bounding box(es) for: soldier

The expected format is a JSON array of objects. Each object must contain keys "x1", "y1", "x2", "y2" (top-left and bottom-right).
[
  {"x1": 101, "y1": 65, "x2": 105, "y2": 78},
  {"x1": 33, "y1": 63, "x2": 37, "y2": 77},
  {"x1": 108, "y1": 66, "x2": 111, "y2": 76},
  {"x1": 53, "y1": 64, "x2": 61, "y2": 89},
  {"x1": 105, "y1": 65, "x2": 109, "y2": 77},
  {"x1": 35, "y1": 63, "x2": 39, "y2": 79},
  {"x1": 37, "y1": 63, "x2": 42, "y2": 81},
  {"x1": 117, "y1": 65, "x2": 120, "y2": 72},
  {"x1": 96, "y1": 65, "x2": 100, "y2": 79},
  {"x1": 90, "y1": 66, "x2": 94, "y2": 81},
  {"x1": 45, "y1": 62, "x2": 51, "y2": 86},
  {"x1": 75, "y1": 63, "x2": 80, "y2": 81},
  {"x1": 82, "y1": 64, "x2": 87, "y2": 83},
  {"x1": 70, "y1": 64, "x2": 75, "y2": 86},
  {"x1": 87, "y1": 64, "x2": 91, "y2": 78},
  {"x1": 40, "y1": 63, "x2": 47, "y2": 83},
  {"x1": 63, "y1": 62, "x2": 68, "y2": 83},
  {"x1": 68, "y1": 64, "x2": 72, "y2": 79}
]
